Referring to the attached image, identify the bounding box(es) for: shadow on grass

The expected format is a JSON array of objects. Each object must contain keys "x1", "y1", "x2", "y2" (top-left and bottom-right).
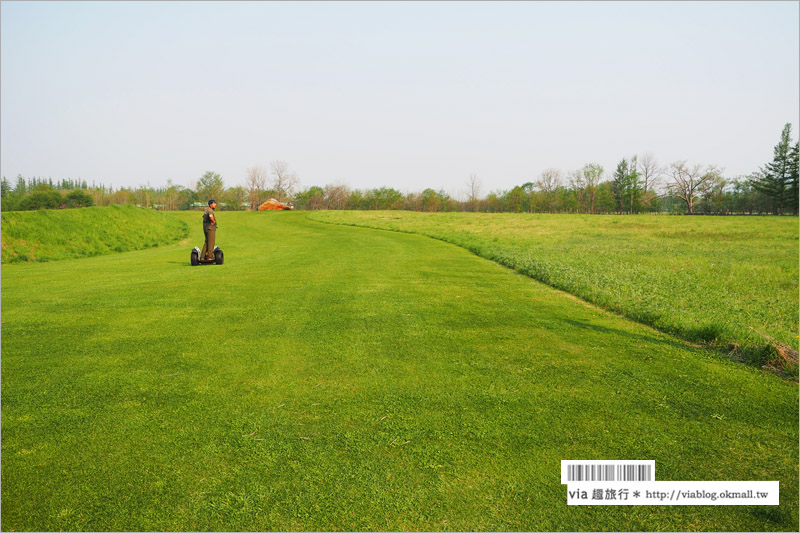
[
  {"x1": 564, "y1": 318, "x2": 798, "y2": 379},
  {"x1": 563, "y1": 319, "x2": 701, "y2": 352}
]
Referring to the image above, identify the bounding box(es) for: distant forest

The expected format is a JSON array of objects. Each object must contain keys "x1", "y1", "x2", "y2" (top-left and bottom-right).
[{"x1": 3, "y1": 123, "x2": 798, "y2": 216}]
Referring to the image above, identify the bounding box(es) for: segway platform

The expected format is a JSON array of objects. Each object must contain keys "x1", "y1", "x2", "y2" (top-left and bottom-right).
[{"x1": 191, "y1": 246, "x2": 224, "y2": 265}]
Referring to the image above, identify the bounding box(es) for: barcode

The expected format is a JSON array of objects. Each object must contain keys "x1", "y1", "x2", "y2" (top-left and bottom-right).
[
  {"x1": 561, "y1": 460, "x2": 655, "y2": 484},
  {"x1": 567, "y1": 464, "x2": 652, "y2": 482}
]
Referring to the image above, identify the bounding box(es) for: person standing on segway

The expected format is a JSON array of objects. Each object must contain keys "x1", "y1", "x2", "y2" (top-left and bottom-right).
[{"x1": 201, "y1": 199, "x2": 218, "y2": 261}]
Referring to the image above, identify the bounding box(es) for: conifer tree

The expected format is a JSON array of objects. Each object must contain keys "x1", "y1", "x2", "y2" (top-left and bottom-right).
[
  {"x1": 787, "y1": 140, "x2": 799, "y2": 215},
  {"x1": 752, "y1": 123, "x2": 795, "y2": 214},
  {"x1": 612, "y1": 156, "x2": 642, "y2": 213}
]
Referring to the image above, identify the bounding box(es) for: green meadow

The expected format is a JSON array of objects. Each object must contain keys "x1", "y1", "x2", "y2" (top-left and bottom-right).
[
  {"x1": 1, "y1": 210, "x2": 798, "y2": 531},
  {"x1": 309, "y1": 211, "x2": 799, "y2": 370},
  {"x1": 1, "y1": 205, "x2": 188, "y2": 263}
]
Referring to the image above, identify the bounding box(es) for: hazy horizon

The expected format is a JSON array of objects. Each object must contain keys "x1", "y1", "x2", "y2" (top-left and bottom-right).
[{"x1": 2, "y1": 1, "x2": 798, "y2": 197}]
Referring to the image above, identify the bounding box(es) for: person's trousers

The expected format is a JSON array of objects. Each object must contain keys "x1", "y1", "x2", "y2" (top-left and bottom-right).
[{"x1": 202, "y1": 227, "x2": 216, "y2": 260}]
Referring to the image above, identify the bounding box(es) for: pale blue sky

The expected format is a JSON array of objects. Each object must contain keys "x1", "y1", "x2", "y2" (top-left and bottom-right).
[{"x1": 2, "y1": 1, "x2": 798, "y2": 196}]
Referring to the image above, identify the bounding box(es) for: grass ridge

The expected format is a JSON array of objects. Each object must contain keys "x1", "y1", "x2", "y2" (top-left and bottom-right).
[{"x1": 1, "y1": 205, "x2": 188, "y2": 263}]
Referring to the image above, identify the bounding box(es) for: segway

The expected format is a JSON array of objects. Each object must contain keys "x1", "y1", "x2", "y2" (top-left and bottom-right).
[{"x1": 191, "y1": 246, "x2": 224, "y2": 265}]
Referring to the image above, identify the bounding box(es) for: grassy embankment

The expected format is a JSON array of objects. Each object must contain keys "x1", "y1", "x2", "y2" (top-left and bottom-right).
[
  {"x1": 1, "y1": 211, "x2": 797, "y2": 531},
  {"x1": 1, "y1": 205, "x2": 188, "y2": 263},
  {"x1": 309, "y1": 211, "x2": 799, "y2": 373}
]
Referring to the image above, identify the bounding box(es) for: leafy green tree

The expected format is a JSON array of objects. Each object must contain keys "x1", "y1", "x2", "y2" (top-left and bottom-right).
[
  {"x1": 196, "y1": 171, "x2": 225, "y2": 204},
  {"x1": 20, "y1": 189, "x2": 63, "y2": 210},
  {"x1": 178, "y1": 187, "x2": 199, "y2": 210},
  {"x1": 751, "y1": 123, "x2": 796, "y2": 214},
  {"x1": 65, "y1": 189, "x2": 94, "y2": 208},
  {"x1": 365, "y1": 187, "x2": 403, "y2": 210},
  {"x1": 1, "y1": 176, "x2": 22, "y2": 210},
  {"x1": 295, "y1": 186, "x2": 325, "y2": 210},
  {"x1": 698, "y1": 177, "x2": 728, "y2": 214},
  {"x1": 421, "y1": 188, "x2": 450, "y2": 212},
  {"x1": 516, "y1": 182, "x2": 534, "y2": 212},
  {"x1": 348, "y1": 189, "x2": 365, "y2": 210},
  {"x1": 485, "y1": 191, "x2": 502, "y2": 212},
  {"x1": 504, "y1": 186, "x2": 528, "y2": 213},
  {"x1": 714, "y1": 177, "x2": 772, "y2": 214},
  {"x1": 612, "y1": 159, "x2": 628, "y2": 212},
  {"x1": 594, "y1": 182, "x2": 615, "y2": 213},
  {"x1": 560, "y1": 187, "x2": 579, "y2": 213},
  {"x1": 581, "y1": 163, "x2": 604, "y2": 214},
  {"x1": 225, "y1": 186, "x2": 247, "y2": 210},
  {"x1": 1, "y1": 197, "x2": 21, "y2": 211}
]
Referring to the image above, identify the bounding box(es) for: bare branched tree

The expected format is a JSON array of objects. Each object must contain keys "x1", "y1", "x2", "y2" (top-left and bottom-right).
[
  {"x1": 324, "y1": 183, "x2": 350, "y2": 210},
  {"x1": 638, "y1": 153, "x2": 662, "y2": 195},
  {"x1": 665, "y1": 161, "x2": 723, "y2": 214},
  {"x1": 270, "y1": 160, "x2": 299, "y2": 202},
  {"x1": 568, "y1": 169, "x2": 588, "y2": 212},
  {"x1": 466, "y1": 173, "x2": 482, "y2": 212},
  {"x1": 535, "y1": 168, "x2": 562, "y2": 194},
  {"x1": 163, "y1": 179, "x2": 180, "y2": 211},
  {"x1": 535, "y1": 168, "x2": 563, "y2": 213},
  {"x1": 584, "y1": 164, "x2": 604, "y2": 214},
  {"x1": 135, "y1": 186, "x2": 152, "y2": 208},
  {"x1": 246, "y1": 165, "x2": 268, "y2": 210}
]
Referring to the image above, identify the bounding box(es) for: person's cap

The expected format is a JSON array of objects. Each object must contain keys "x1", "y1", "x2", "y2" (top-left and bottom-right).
[{"x1": 208, "y1": 199, "x2": 216, "y2": 205}]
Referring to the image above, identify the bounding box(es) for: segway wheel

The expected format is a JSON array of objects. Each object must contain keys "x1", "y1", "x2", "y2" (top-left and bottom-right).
[
  {"x1": 214, "y1": 248, "x2": 224, "y2": 265},
  {"x1": 191, "y1": 250, "x2": 199, "y2": 266}
]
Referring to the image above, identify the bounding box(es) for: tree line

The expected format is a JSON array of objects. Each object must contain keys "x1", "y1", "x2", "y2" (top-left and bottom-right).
[
  {"x1": 0, "y1": 176, "x2": 95, "y2": 211},
  {"x1": 3, "y1": 124, "x2": 797, "y2": 215}
]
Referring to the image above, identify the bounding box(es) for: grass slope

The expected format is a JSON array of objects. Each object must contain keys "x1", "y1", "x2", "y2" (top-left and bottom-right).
[
  {"x1": 308, "y1": 211, "x2": 799, "y2": 366},
  {"x1": 1, "y1": 212, "x2": 797, "y2": 531},
  {"x1": 1, "y1": 205, "x2": 188, "y2": 263}
]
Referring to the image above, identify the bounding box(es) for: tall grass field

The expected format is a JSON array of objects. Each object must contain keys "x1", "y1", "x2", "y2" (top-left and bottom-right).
[
  {"x1": 1, "y1": 205, "x2": 188, "y2": 263},
  {"x1": 1, "y1": 210, "x2": 798, "y2": 531},
  {"x1": 309, "y1": 211, "x2": 799, "y2": 371}
]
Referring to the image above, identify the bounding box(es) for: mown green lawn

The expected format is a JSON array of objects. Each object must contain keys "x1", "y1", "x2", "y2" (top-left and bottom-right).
[
  {"x1": 308, "y1": 211, "x2": 799, "y2": 367},
  {"x1": 1, "y1": 211, "x2": 797, "y2": 531}
]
